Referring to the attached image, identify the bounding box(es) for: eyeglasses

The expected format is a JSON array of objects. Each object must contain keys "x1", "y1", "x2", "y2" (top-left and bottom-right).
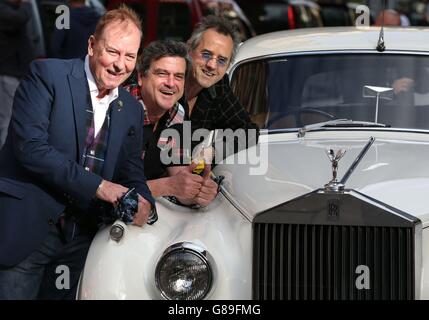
[{"x1": 200, "y1": 51, "x2": 229, "y2": 68}]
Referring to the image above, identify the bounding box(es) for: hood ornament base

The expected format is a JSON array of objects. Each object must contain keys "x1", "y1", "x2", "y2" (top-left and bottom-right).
[{"x1": 324, "y1": 181, "x2": 345, "y2": 192}]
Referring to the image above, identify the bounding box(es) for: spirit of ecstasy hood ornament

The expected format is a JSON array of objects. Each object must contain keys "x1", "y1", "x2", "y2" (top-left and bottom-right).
[
  {"x1": 325, "y1": 149, "x2": 346, "y2": 191},
  {"x1": 323, "y1": 137, "x2": 375, "y2": 192}
]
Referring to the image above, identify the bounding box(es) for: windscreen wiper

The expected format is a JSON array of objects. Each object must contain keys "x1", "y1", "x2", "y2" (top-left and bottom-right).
[{"x1": 298, "y1": 119, "x2": 389, "y2": 138}]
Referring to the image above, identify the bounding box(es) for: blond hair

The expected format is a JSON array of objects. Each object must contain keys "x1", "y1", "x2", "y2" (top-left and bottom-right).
[{"x1": 94, "y1": 4, "x2": 143, "y2": 40}]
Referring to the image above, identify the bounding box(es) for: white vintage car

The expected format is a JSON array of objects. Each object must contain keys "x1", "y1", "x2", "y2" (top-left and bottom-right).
[{"x1": 78, "y1": 27, "x2": 429, "y2": 300}]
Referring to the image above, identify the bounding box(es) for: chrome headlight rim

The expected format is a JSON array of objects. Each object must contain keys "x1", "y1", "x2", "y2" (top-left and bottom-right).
[
  {"x1": 109, "y1": 222, "x2": 125, "y2": 242},
  {"x1": 155, "y1": 242, "x2": 213, "y2": 300}
]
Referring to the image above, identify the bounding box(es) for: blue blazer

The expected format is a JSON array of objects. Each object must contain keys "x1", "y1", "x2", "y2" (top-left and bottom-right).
[{"x1": 0, "y1": 58, "x2": 154, "y2": 267}]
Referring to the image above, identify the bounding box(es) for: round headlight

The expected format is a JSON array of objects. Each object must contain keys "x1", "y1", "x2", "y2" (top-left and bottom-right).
[{"x1": 155, "y1": 243, "x2": 212, "y2": 300}]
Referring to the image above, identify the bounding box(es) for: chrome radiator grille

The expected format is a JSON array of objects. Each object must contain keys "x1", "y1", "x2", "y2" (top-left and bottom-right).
[
  {"x1": 253, "y1": 223, "x2": 414, "y2": 300},
  {"x1": 251, "y1": 190, "x2": 420, "y2": 300}
]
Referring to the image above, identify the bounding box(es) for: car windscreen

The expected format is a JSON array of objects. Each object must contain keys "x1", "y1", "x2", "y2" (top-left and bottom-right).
[{"x1": 230, "y1": 53, "x2": 429, "y2": 131}]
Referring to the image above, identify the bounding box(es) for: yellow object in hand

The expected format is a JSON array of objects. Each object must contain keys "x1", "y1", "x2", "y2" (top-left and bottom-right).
[{"x1": 192, "y1": 158, "x2": 205, "y2": 175}]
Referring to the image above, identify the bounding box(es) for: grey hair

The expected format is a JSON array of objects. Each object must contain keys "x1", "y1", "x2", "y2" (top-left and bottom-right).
[
  {"x1": 187, "y1": 15, "x2": 240, "y2": 65},
  {"x1": 138, "y1": 40, "x2": 191, "y2": 77}
]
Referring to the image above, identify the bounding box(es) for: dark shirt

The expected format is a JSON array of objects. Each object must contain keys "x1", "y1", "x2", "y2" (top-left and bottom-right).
[
  {"x1": 182, "y1": 74, "x2": 257, "y2": 131},
  {"x1": 125, "y1": 84, "x2": 187, "y2": 180},
  {"x1": 0, "y1": 1, "x2": 34, "y2": 77},
  {"x1": 142, "y1": 112, "x2": 186, "y2": 180},
  {"x1": 180, "y1": 74, "x2": 259, "y2": 160}
]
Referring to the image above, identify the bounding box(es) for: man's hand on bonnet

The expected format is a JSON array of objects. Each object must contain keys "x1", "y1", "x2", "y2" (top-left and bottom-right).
[
  {"x1": 95, "y1": 180, "x2": 128, "y2": 205},
  {"x1": 132, "y1": 194, "x2": 151, "y2": 227}
]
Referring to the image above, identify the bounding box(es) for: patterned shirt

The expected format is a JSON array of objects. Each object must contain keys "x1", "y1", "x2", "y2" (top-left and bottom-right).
[
  {"x1": 126, "y1": 82, "x2": 185, "y2": 128},
  {"x1": 181, "y1": 74, "x2": 258, "y2": 132},
  {"x1": 179, "y1": 74, "x2": 259, "y2": 159}
]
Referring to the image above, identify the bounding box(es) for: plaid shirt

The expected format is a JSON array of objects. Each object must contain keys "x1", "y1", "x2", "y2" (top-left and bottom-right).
[
  {"x1": 125, "y1": 82, "x2": 185, "y2": 128},
  {"x1": 180, "y1": 74, "x2": 259, "y2": 156},
  {"x1": 181, "y1": 74, "x2": 258, "y2": 132}
]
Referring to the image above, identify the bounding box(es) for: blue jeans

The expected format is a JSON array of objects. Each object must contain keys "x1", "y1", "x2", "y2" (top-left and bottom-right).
[{"x1": 0, "y1": 223, "x2": 92, "y2": 300}]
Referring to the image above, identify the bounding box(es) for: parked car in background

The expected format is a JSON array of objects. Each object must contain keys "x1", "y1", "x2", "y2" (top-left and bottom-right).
[
  {"x1": 199, "y1": 0, "x2": 256, "y2": 41},
  {"x1": 409, "y1": 1, "x2": 429, "y2": 26},
  {"x1": 235, "y1": 0, "x2": 323, "y2": 35},
  {"x1": 78, "y1": 27, "x2": 429, "y2": 300},
  {"x1": 316, "y1": 0, "x2": 353, "y2": 26},
  {"x1": 107, "y1": 0, "x2": 203, "y2": 47}
]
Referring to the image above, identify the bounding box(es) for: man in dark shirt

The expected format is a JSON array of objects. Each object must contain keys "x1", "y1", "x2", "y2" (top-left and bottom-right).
[
  {"x1": 128, "y1": 40, "x2": 218, "y2": 207},
  {"x1": 183, "y1": 15, "x2": 259, "y2": 162}
]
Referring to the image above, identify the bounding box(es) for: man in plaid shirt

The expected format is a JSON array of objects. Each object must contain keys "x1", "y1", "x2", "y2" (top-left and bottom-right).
[
  {"x1": 182, "y1": 15, "x2": 259, "y2": 162},
  {"x1": 127, "y1": 40, "x2": 218, "y2": 207}
]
